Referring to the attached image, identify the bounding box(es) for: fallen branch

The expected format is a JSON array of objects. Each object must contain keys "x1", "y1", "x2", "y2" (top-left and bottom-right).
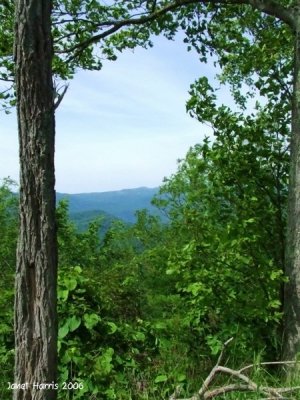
[
  {"x1": 239, "y1": 361, "x2": 300, "y2": 374},
  {"x1": 169, "y1": 339, "x2": 300, "y2": 400},
  {"x1": 197, "y1": 338, "x2": 234, "y2": 399}
]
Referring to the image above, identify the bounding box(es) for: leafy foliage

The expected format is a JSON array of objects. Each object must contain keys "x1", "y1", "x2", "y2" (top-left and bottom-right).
[
  {"x1": 0, "y1": 178, "x2": 18, "y2": 398},
  {"x1": 154, "y1": 132, "x2": 287, "y2": 358},
  {"x1": 0, "y1": 119, "x2": 290, "y2": 398},
  {"x1": 150, "y1": 67, "x2": 289, "y2": 360}
]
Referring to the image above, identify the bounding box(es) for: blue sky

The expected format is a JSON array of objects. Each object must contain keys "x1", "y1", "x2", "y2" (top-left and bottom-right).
[{"x1": 1, "y1": 35, "x2": 222, "y2": 193}]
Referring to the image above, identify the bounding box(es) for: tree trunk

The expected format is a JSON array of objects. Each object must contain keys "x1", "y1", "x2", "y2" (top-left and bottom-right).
[
  {"x1": 283, "y1": 7, "x2": 300, "y2": 361},
  {"x1": 14, "y1": 1, "x2": 58, "y2": 399}
]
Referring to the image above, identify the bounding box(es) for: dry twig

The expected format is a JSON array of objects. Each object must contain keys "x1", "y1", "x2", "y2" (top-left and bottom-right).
[{"x1": 169, "y1": 339, "x2": 300, "y2": 400}]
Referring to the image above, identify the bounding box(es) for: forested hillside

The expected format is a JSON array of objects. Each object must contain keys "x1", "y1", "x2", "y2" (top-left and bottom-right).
[{"x1": 57, "y1": 187, "x2": 161, "y2": 225}]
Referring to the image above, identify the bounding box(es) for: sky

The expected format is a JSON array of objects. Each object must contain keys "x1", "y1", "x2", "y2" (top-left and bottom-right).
[{"x1": 1, "y1": 35, "x2": 223, "y2": 194}]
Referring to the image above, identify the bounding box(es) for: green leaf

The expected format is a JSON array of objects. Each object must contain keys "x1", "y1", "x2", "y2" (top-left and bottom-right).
[
  {"x1": 83, "y1": 313, "x2": 101, "y2": 330},
  {"x1": 206, "y1": 335, "x2": 222, "y2": 355},
  {"x1": 133, "y1": 331, "x2": 145, "y2": 341},
  {"x1": 154, "y1": 374, "x2": 168, "y2": 383},
  {"x1": 176, "y1": 373, "x2": 186, "y2": 382},
  {"x1": 58, "y1": 289, "x2": 69, "y2": 302},
  {"x1": 106, "y1": 321, "x2": 118, "y2": 334},
  {"x1": 64, "y1": 277, "x2": 77, "y2": 291},
  {"x1": 58, "y1": 322, "x2": 69, "y2": 339},
  {"x1": 94, "y1": 348, "x2": 114, "y2": 376},
  {"x1": 68, "y1": 316, "x2": 81, "y2": 332}
]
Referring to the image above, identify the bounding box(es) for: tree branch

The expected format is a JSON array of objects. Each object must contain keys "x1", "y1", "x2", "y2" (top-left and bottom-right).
[
  {"x1": 239, "y1": 360, "x2": 300, "y2": 373},
  {"x1": 242, "y1": 0, "x2": 294, "y2": 28},
  {"x1": 60, "y1": 0, "x2": 294, "y2": 64},
  {"x1": 170, "y1": 339, "x2": 300, "y2": 400},
  {"x1": 54, "y1": 83, "x2": 69, "y2": 110}
]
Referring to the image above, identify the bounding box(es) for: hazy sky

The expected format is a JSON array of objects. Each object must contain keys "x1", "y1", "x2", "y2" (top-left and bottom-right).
[{"x1": 1, "y1": 35, "x2": 223, "y2": 193}]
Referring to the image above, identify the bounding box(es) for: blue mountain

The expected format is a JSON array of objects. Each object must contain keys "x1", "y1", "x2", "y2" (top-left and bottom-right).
[{"x1": 56, "y1": 187, "x2": 159, "y2": 225}]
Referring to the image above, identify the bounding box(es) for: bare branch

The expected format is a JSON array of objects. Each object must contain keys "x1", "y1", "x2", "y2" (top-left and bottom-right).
[
  {"x1": 196, "y1": 338, "x2": 234, "y2": 399},
  {"x1": 204, "y1": 384, "x2": 268, "y2": 399},
  {"x1": 171, "y1": 338, "x2": 300, "y2": 400},
  {"x1": 54, "y1": 83, "x2": 69, "y2": 110},
  {"x1": 239, "y1": 360, "x2": 300, "y2": 373},
  {"x1": 216, "y1": 337, "x2": 234, "y2": 365}
]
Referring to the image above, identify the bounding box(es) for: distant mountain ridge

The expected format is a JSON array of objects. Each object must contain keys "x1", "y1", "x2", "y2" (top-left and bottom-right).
[{"x1": 57, "y1": 187, "x2": 159, "y2": 225}]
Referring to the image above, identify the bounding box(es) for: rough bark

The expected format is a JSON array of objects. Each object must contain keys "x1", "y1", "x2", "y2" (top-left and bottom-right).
[
  {"x1": 283, "y1": 2, "x2": 300, "y2": 361},
  {"x1": 14, "y1": 1, "x2": 57, "y2": 399}
]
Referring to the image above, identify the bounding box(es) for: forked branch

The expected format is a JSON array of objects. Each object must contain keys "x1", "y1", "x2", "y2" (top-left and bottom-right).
[
  {"x1": 170, "y1": 338, "x2": 300, "y2": 400},
  {"x1": 54, "y1": 83, "x2": 69, "y2": 110}
]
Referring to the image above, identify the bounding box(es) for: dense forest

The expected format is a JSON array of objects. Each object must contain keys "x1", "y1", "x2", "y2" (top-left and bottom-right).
[{"x1": 1, "y1": 0, "x2": 300, "y2": 398}]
